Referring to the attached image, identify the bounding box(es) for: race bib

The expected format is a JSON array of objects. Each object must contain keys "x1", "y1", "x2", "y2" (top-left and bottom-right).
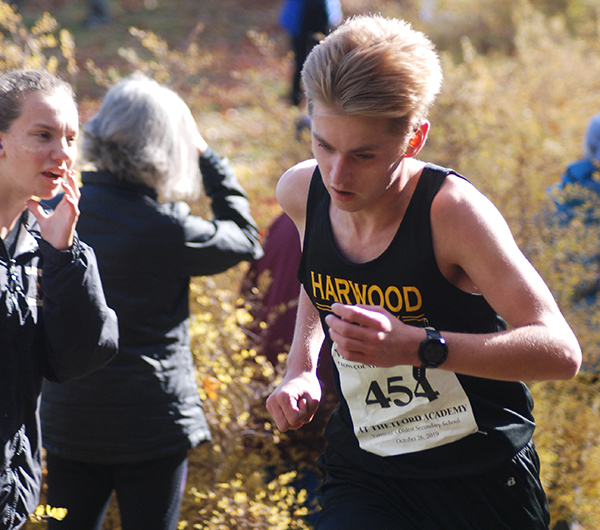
[{"x1": 333, "y1": 344, "x2": 478, "y2": 457}]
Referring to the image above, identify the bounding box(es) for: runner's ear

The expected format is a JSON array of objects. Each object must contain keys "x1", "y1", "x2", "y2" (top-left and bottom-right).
[{"x1": 405, "y1": 122, "x2": 430, "y2": 157}]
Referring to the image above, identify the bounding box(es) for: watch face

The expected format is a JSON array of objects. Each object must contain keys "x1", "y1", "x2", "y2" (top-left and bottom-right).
[
  {"x1": 424, "y1": 342, "x2": 446, "y2": 363},
  {"x1": 419, "y1": 329, "x2": 448, "y2": 368}
]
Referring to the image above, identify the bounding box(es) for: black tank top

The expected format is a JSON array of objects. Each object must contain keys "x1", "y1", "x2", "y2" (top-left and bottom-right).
[{"x1": 298, "y1": 164, "x2": 535, "y2": 478}]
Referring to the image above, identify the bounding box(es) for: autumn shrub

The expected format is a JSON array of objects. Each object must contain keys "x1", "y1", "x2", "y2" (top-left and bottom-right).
[
  {"x1": 418, "y1": 5, "x2": 600, "y2": 527},
  {"x1": 0, "y1": 1, "x2": 77, "y2": 74},
  {"x1": 180, "y1": 275, "x2": 312, "y2": 530}
]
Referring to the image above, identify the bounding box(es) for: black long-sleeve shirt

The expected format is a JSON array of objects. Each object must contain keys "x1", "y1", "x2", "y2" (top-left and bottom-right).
[
  {"x1": 0, "y1": 210, "x2": 118, "y2": 529},
  {"x1": 41, "y1": 148, "x2": 262, "y2": 464}
]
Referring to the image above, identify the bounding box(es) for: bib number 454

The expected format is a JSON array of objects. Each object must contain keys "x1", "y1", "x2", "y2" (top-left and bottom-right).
[{"x1": 365, "y1": 367, "x2": 440, "y2": 408}]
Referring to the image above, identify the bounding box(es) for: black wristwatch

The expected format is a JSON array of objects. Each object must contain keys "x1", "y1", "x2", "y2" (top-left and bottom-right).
[{"x1": 418, "y1": 327, "x2": 448, "y2": 369}]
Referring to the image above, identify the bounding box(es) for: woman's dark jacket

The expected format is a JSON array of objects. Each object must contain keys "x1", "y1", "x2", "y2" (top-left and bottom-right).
[
  {"x1": 41, "y1": 148, "x2": 263, "y2": 464},
  {"x1": 0, "y1": 211, "x2": 119, "y2": 529}
]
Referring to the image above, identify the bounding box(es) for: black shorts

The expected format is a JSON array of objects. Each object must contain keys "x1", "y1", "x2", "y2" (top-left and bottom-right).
[{"x1": 315, "y1": 441, "x2": 550, "y2": 530}]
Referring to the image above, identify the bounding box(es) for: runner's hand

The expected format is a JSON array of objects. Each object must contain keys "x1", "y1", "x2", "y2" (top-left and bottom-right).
[
  {"x1": 325, "y1": 303, "x2": 423, "y2": 368},
  {"x1": 266, "y1": 372, "x2": 322, "y2": 432}
]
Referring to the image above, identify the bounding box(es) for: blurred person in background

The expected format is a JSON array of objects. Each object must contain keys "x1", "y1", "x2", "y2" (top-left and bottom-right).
[
  {"x1": 549, "y1": 112, "x2": 600, "y2": 226},
  {"x1": 0, "y1": 68, "x2": 118, "y2": 529},
  {"x1": 279, "y1": 0, "x2": 342, "y2": 108},
  {"x1": 83, "y1": 0, "x2": 111, "y2": 27},
  {"x1": 547, "y1": 113, "x2": 600, "y2": 375},
  {"x1": 267, "y1": 15, "x2": 581, "y2": 530},
  {"x1": 41, "y1": 73, "x2": 263, "y2": 530},
  {"x1": 546, "y1": 113, "x2": 600, "y2": 530}
]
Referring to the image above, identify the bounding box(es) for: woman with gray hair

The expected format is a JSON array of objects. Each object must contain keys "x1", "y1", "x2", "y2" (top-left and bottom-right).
[{"x1": 41, "y1": 74, "x2": 263, "y2": 530}]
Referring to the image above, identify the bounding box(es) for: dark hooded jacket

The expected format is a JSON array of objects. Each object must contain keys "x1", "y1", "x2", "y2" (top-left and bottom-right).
[
  {"x1": 41, "y1": 148, "x2": 262, "y2": 465},
  {"x1": 0, "y1": 210, "x2": 118, "y2": 529}
]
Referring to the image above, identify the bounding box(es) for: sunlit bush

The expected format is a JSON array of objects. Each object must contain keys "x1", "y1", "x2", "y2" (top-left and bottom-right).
[
  {"x1": 182, "y1": 275, "x2": 311, "y2": 530},
  {"x1": 0, "y1": 2, "x2": 77, "y2": 75},
  {"x1": 417, "y1": 5, "x2": 600, "y2": 527}
]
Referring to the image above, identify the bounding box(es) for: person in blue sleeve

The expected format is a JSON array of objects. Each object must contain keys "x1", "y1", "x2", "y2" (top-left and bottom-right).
[
  {"x1": 41, "y1": 73, "x2": 263, "y2": 530},
  {"x1": 279, "y1": 0, "x2": 342, "y2": 107},
  {"x1": 549, "y1": 112, "x2": 600, "y2": 225},
  {"x1": 0, "y1": 68, "x2": 118, "y2": 529},
  {"x1": 547, "y1": 113, "x2": 600, "y2": 371}
]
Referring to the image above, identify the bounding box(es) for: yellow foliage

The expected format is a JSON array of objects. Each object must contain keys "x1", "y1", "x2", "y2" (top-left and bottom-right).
[
  {"x1": 0, "y1": 2, "x2": 76, "y2": 75},
  {"x1": 190, "y1": 471, "x2": 310, "y2": 530},
  {"x1": 184, "y1": 275, "x2": 314, "y2": 528},
  {"x1": 30, "y1": 505, "x2": 67, "y2": 522},
  {"x1": 417, "y1": 7, "x2": 600, "y2": 524},
  {"x1": 532, "y1": 376, "x2": 600, "y2": 527}
]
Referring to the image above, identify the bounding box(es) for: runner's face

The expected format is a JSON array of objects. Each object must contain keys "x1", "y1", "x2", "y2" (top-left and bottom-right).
[
  {"x1": 0, "y1": 88, "x2": 78, "y2": 202},
  {"x1": 311, "y1": 102, "x2": 407, "y2": 213}
]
